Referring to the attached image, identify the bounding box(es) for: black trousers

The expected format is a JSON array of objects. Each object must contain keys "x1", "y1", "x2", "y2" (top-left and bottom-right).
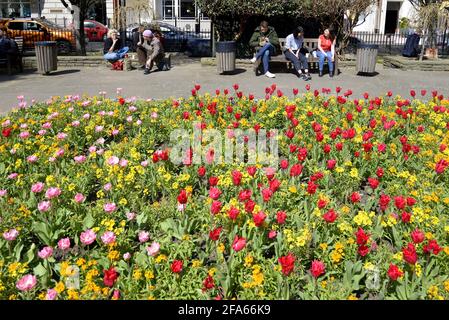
[{"x1": 284, "y1": 50, "x2": 309, "y2": 71}]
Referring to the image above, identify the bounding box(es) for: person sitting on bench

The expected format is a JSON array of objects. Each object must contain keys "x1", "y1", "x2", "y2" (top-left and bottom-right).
[
  {"x1": 249, "y1": 21, "x2": 279, "y2": 78},
  {"x1": 138, "y1": 30, "x2": 166, "y2": 75},
  {"x1": 103, "y1": 29, "x2": 129, "y2": 68},
  {"x1": 317, "y1": 28, "x2": 336, "y2": 77},
  {"x1": 0, "y1": 29, "x2": 17, "y2": 59},
  {"x1": 284, "y1": 26, "x2": 311, "y2": 81}
]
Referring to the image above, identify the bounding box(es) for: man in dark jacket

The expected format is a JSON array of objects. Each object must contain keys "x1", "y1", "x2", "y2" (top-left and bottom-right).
[{"x1": 249, "y1": 21, "x2": 279, "y2": 78}]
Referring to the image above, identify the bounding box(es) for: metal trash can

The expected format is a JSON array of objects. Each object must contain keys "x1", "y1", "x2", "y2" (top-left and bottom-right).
[
  {"x1": 216, "y1": 41, "x2": 236, "y2": 74},
  {"x1": 35, "y1": 41, "x2": 58, "y2": 75},
  {"x1": 356, "y1": 44, "x2": 379, "y2": 75}
]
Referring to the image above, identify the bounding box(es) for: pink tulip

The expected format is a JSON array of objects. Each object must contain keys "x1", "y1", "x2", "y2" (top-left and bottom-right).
[
  {"x1": 3, "y1": 228, "x2": 19, "y2": 241},
  {"x1": 119, "y1": 159, "x2": 128, "y2": 167},
  {"x1": 74, "y1": 193, "x2": 86, "y2": 203},
  {"x1": 57, "y1": 132, "x2": 67, "y2": 140},
  {"x1": 19, "y1": 131, "x2": 30, "y2": 139},
  {"x1": 138, "y1": 231, "x2": 150, "y2": 243},
  {"x1": 126, "y1": 212, "x2": 136, "y2": 221},
  {"x1": 38, "y1": 246, "x2": 53, "y2": 259},
  {"x1": 45, "y1": 187, "x2": 61, "y2": 199},
  {"x1": 0, "y1": 189, "x2": 7, "y2": 197},
  {"x1": 103, "y1": 202, "x2": 117, "y2": 213},
  {"x1": 74, "y1": 155, "x2": 86, "y2": 163},
  {"x1": 101, "y1": 231, "x2": 116, "y2": 244},
  {"x1": 45, "y1": 288, "x2": 58, "y2": 300},
  {"x1": 80, "y1": 229, "x2": 96, "y2": 245},
  {"x1": 107, "y1": 156, "x2": 119, "y2": 166},
  {"x1": 38, "y1": 201, "x2": 51, "y2": 212},
  {"x1": 16, "y1": 274, "x2": 37, "y2": 291},
  {"x1": 58, "y1": 237, "x2": 71, "y2": 250},
  {"x1": 146, "y1": 242, "x2": 160, "y2": 256}
]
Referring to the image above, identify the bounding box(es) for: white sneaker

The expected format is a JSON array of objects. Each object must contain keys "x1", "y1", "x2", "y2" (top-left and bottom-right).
[
  {"x1": 250, "y1": 57, "x2": 257, "y2": 63},
  {"x1": 265, "y1": 71, "x2": 276, "y2": 78}
]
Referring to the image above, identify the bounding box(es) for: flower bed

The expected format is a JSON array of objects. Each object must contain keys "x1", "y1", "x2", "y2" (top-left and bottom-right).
[{"x1": 1, "y1": 85, "x2": 449, "y2": 300}]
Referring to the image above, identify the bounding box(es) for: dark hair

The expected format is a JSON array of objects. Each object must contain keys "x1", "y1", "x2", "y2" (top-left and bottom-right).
[
  {"x1": 321, "y1": 28, "x2": 335, "y2": 41},
  {"x1": 260, "y1": 21, "x2": 269, "y2": 28},
  {"x1": 293, "y1": 26, "x2": 304, "y2": 38}
]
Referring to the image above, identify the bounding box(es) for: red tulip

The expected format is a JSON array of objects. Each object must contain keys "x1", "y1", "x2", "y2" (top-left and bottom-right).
[
  {"x1": 278, "y1": 253, "x2": 295, "y2": 276},
  {"x1": 209, "y1": 227, "x2": 222, "y2": 241},
  {"x1": 310, "y1": 260, "x2": 325, "y2": 278},
  {"x1": 171, "y1": 260, "x2": 183, "y2": 273},
  {"x1": 387, "y1": 264, "x2": 403, "y2": 281},
  {"x1": 103, "y1": 267, "x2": 119, "y2": 287},
  {"x1": 232, "y1": 236, "x2": 246, "y2": 252}
]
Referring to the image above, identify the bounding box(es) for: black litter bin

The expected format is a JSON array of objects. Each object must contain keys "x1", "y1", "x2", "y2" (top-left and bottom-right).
[
  {"x1": 356, "y1": 44, "x2": 379, "y2": 75},
  {"x1": 35, "y1": 41, "x2": 58, "y2": 75},
  {"x1": 216, "y1": 41, "x2": 236, "y2": 74}
]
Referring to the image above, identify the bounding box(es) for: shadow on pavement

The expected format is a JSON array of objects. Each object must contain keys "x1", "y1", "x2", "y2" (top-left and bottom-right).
[
  {"x1": 47, "y1": 69, "x2": 81, "y2": 76},
  {"x1": 220, "y1": 68, "x2": 247, "y2": 76}
]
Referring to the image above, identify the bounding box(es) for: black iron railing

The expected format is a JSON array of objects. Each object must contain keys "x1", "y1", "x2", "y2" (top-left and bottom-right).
[{"x1": 351, "y1": 31, "x2": 449, "y2": 55}]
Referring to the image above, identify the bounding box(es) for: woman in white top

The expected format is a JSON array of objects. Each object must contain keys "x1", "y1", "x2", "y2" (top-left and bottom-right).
[{"x1": 284, "y1": 26, "x2": 311, "y2": 81}]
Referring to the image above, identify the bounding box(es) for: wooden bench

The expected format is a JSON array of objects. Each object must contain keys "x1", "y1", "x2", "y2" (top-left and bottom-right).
[
  {"x1": 0, "y1": 36, "x2": 23, "y2": 75},
  {"x1": 254, "y1": 38, "x2": 338, "y2": 75}
]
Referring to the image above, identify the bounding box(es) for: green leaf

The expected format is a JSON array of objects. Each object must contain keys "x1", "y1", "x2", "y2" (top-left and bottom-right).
[
  {"x1": 14, "y1": 242, "x2": 24, "y2": 261},
  {"x1": 24, "y1": 243, "x2": 36, "y2": 264},
  {"x1": 135, "y1": 252, "x2": 148, "y2": 267},
  {"x1": 32, "y1": 221, "x2": 52, "y2": 245},
  {"x1": 33, "y1": 262, "x2": 48, "y2": 277},
  {"x1": 82, "y1": 212, "x2": 95, "y2": 229}
]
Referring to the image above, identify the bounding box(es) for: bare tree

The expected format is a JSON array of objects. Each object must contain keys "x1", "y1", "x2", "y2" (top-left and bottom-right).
[
  {"x1": 60, "y1": 0, "x2": 101, "y2": 55},
  {"x1": 125, "y1": 0, "x2": 156, "y2": 25},
  {"x1": 302, "y1": 0, "x2": 375, "y2": 55},
  {"x1": 415, "y1": 1, "x2": 449, "y2": 60}
]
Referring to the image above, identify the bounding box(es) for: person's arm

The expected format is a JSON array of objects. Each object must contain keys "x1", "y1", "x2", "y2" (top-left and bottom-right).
[
  {"x1": 331, "y1": 39, "x2": 336, "y2": 61},
  {"x1": 103, "y1": 38, "x2": 111, "y2": 54},
  {"x1": 149, "y1": 40, "x2": 162, "y2": 60},
  {"x1": 270, "y1": 30, "x2": 280, "y2": 48},
  {"x1": 317, "y1": 36, "x2": 326, "y2": 54},
  {"x1": 109, "y1": 39, "x2": 118, "y2": 52},
  {"x1": 249, "y1": 31, "x2": 259, "y2": 48}
]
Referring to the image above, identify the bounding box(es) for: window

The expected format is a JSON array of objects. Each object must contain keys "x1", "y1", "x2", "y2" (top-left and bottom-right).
[
  {"x1": 7, "y1": 21, "x2": 24, "y2": 30},
  {"x1": 163, "y1": 0, "x2": 174, "y2": 19},
  {"x1": 26, "y1": 22, "x2": 42, "y2": 31},
  {"x1": 180, "y1": 0, "x2": 195, "y2": 19},
  {"x1": 84, "y1": 22, "x2": 96, "y2": 28},
  {"x1": 0, "y1": 1, "x2": 31, "y2": 18}
]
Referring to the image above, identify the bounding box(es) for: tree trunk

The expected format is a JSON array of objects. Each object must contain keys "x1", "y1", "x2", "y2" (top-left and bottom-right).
[{"x1": 79, "y1": 8, "x2": 87, "y2": 56}]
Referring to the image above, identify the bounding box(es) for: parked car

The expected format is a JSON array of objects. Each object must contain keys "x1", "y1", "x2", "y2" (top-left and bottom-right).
[
  {"x1": 3, "y1": 18, "x2": 76, "y2": 54},
  {"x1": 126, "y1": 21, "x2": 211, "y2": 56},
  {"x1": 84, "y1": 20, "x2": 108, "y2": 42}
]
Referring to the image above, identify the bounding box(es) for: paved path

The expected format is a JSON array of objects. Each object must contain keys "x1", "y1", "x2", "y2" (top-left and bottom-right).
[{"x1": 1, "y1": 62, "x2": 449, "y2": 114}]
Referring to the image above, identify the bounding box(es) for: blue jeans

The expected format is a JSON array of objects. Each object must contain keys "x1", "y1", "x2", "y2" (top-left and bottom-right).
[
  {"x1": 316, "y1": 50, "x2": 334, "y2": 73},
  {"x1": 255, "y1": 43, "x2": 275, "y2": 73},
  {"x1": 104, "y1": 47, "x2": 129, "y2": 62}
]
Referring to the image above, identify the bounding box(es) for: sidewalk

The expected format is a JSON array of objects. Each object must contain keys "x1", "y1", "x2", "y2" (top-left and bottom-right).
[{"x1": 1, "y1": 62, "x2": 448, "y2": 114}]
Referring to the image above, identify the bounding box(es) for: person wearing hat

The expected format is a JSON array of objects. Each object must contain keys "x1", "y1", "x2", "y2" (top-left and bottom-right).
[{"x1": 138, "y1": 29, "x2": 165, "y2": 75}]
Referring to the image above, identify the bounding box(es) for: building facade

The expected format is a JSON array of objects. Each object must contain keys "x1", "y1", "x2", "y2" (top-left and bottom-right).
[
  {"x1": 0, "y1": 0, "x2": 210, "y2": 31},
  {"x1": 353, "y1": 0, "x2": 417, "y2": 33}
]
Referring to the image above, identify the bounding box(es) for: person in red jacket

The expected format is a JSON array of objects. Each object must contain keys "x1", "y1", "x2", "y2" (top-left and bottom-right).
[{"x1": 317, "y1": 28, "x2": 336, "y2": 77}]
